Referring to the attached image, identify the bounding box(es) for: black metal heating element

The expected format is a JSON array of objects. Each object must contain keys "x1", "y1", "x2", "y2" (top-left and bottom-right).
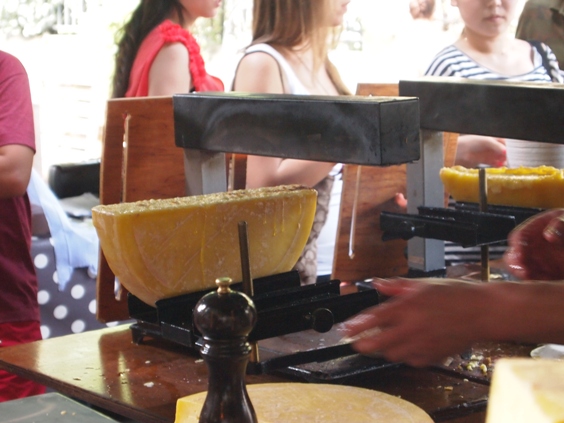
[
  {"x1": 127, "y1": 270, "x2": 381, "y2": 376},
  {"x1": 380, "y1": 203, "x2": 543, "y2": 248}
]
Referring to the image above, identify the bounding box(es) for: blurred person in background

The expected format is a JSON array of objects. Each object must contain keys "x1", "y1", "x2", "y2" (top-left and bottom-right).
[
  {"x1": 232, "y1": 0, "x2": 352, "y2": 285},
  {"x1": 516, "y1": 0, "x2": 564, "y2": 72},
  {"x1": 392, "y1": 0, "x2": 453, "y2": 79},
  {"x1": 410, "y1": 0, "x2": 437, "y2": 19},
  {"x1": 112, "y1": 0, "x2": 224, "y2": 98},
  {"x1": 425, "y1": 0, "x2": 563, "y2": 169},
  {"x1": 425, "y1": 0, "x2": 563, "y2": 266},
  {"x1": 0, "y1": 49, "x2": 45, "y2": 402}
]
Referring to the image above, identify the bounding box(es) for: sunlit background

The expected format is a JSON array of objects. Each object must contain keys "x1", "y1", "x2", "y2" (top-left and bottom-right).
[{"x1": 0, "y1": 0, "x2": 526, "y2": 179}]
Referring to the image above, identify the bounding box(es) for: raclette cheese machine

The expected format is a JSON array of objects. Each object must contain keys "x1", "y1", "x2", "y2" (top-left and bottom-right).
[
  {"x1": 126, "y1": 92, "x2": 422, "y2": 377},
  {"x1": 111, "y1": 79, "x2": 564, "y2": 379},
  {"x1": 382, "y1": 77, "x2": 564, "y2": 276}
]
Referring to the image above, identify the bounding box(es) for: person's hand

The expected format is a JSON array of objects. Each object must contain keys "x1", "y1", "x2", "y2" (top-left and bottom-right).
[
  {"x1": 504, "y1": 209, "x2": 564, "y2": 280},
  {"x1": 342, "y1": 278, "x2": 488, "y2": 367},
  {"x1": 454, "y1": 135, "x2": 506, "y2": 168},
  {"x1": 394, "y1": 193, "x2": 407, "y2": 209}
]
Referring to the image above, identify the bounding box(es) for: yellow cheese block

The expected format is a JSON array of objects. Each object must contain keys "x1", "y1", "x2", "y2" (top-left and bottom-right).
[
  {"x1": 175, "y1": 383, "x2": 433, "y2": 423},
  {"x1": 92, "y1": 185, "x2": 317, "y2": 305},
  {"x1": 486, "y1": 358, "x2": 564, "y2": 423},
  {"x1": 440, "y1": 165, "x2": 564, "y2": 209}
]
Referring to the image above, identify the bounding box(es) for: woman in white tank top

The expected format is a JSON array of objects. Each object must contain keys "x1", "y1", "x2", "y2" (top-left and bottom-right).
[{"x1": 232, "y1": 0, "x2": 351, "y2": 285}]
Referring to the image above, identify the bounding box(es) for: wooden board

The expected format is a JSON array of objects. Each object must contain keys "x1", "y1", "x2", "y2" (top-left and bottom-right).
[
  {"x1": 332, "y1": 164, "x2": 408, "y2": 282},
  {"x1": 97, "y1": 97, "x2": 247, "y2": 322},
  {"x1": 97, "y1": 97, "x2": 182, "y2": 322},
  {"x1": 0, "y1": 326, "x2": 493, "y2": 423},
  {"x1": 332, "y1": 83, "x2": 458, "y2": 282}
]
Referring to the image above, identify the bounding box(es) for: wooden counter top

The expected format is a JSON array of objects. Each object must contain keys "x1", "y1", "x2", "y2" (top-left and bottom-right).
[
  {"x1": 0, "y1": 325, "x2": 281, "y2": 422},
  {"x1": 0, "y1": 325, "x2": 510, "y2": 423}
]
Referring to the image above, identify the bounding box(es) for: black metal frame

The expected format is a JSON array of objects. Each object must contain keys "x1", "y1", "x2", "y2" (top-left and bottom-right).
[{"x1": 128, "y1": 271, "x2": 383, "y2": 376}]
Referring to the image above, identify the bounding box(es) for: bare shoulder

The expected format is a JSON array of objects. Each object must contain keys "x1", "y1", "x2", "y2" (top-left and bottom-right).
[
  {"x1": 238, "y1": 51, "x2": 280, "y2": 71},
  {"x1": 233, "y1": 51, "x2": 284, "y2": 93},
  {"x1": 149, "y1": 42, "x2": 190, "y2": 95},
  {"x1": 515, "y1": 38, "x2": 533, "y2": 48},
  {"x1": 153, "y1": 42, "x2": 189, "y2": 67},
  {"x1": 514, "y1": 38, "x2": 538, "y2": 56}
]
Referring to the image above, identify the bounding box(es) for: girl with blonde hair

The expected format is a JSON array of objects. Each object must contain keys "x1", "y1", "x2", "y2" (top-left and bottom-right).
[{"x1": 233, "y1": 0, "x2": 352, "y2": 285}]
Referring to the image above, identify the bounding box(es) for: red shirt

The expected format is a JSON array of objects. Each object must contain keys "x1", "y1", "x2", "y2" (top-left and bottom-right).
[
  {"x1": 0, "y1": 51, "x2": 39, "y2": 323},
  {"x1": 126, "y1": 20, "x2": 224, "y2": 97}
]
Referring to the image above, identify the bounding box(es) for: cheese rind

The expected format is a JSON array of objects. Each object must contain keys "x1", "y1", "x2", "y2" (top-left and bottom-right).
[
  {"x1": 175, "y1": 383, "x2": 433, "y2": 423},
  {"x1": 92, "y1": 185, "x2": 317, "y2": 305},
  {"x1": 486, "y1": 358, "x2": 564, "y2": 423},
  {"x1": 440, "y1": 165, "x2": 564, "y2": 209}
]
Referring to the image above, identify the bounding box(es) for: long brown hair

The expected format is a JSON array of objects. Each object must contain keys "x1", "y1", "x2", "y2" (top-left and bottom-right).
[
  {"x1": 251, "y1": 0, "x2": 350, "y2": 95},
  {"x1": 112, "y1": 0, "x2": 185, "y2": 98}
]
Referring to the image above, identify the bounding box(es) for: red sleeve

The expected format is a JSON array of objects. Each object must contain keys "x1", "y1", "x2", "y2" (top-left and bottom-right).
[
  {"x1": 126, "y1": 21, "x2": 223, "y2": 97},
  {"x1": 0, "y1": 52, "x2": 35, "y2": 151}
]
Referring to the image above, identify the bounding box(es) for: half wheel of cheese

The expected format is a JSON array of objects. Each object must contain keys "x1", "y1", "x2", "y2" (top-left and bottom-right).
[
  {"x1": 486, "y1": 358, "x2": 564, "y2": 423},
  {"x1": 175, "y1": 382, "x2": 433, "y2": 423},
  {"x1": 440, "y1": 165, "x2": 564, "y2": 209},
  {"x1": 92, "y1": 185, "x2": 317, "y2": 305}
]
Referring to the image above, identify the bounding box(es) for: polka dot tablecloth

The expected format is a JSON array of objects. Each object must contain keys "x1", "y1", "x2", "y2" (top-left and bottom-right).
[{"x1": 31, "y1": 237, "x2": 130, "y2": 339}]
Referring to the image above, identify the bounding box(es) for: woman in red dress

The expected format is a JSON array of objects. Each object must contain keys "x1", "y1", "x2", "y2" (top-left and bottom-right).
[{"x1": 112, "y1": 0, "x2": 224, "y2": 98}]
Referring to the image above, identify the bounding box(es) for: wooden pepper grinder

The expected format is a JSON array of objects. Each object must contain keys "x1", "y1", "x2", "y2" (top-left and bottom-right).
[{"x1": 193, "y1": 277, "x2": 258, "y2": 423}]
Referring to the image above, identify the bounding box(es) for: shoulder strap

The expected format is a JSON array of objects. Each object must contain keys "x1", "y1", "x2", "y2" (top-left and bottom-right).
[
  {"x1": 246, "y1": 44, "x2": 306, "y2": 91},
  {"x1": 236, "y1": 44, "x2": 310, "y2": 94},
  {"x1": 528, "y1": 40, "x2": 560, "y2": 82}
]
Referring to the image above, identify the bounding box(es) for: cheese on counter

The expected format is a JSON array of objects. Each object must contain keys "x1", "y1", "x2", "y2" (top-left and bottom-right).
[
  {"x1": 92, "y1": 185, "x2": 317, "y2": 305},
  {"x1": 486, "y1": 358, "x2": 564, "y2": 423},
  {"x1": 440, "y1": 165, "x2": 564, "y2": 209},
  {"x1": 175, "y1": 383, "x2": 433, "y2": 423}
]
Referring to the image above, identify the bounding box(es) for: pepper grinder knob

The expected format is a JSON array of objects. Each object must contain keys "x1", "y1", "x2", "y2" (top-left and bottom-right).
[{"x1": 193, "y1": 277, "x2": 258, "y2": 423}]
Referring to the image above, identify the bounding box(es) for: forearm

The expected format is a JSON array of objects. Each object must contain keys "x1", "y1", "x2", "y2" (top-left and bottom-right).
[
  {"x1": 454, "y1": 135, "x2": 506, "y2": 168},
  {"x1": 148, "y1": 43, "x2": 191, "y2": 96},
  {"x1": 246, "y1": 156, "x2": 336, "y2": 188},
  {"x1": 0, "y1": 144, "x2": 34, "y2": 198},
  {"x1": 480, "y1": 282, "x2": 564, "y2": 344}
]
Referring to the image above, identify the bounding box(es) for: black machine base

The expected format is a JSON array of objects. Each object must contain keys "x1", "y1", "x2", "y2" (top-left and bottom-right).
[{"x1": 128, "y1": 271, "x2": 386, "y2": 378}]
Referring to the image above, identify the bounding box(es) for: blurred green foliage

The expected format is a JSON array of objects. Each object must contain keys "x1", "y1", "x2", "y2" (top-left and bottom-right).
[
  {"x1": 1, "y1": 0, "x2": 227, "y2": 51},
  {"x1": 0, "y1": 0, "x2": 65, "y2": 38}
]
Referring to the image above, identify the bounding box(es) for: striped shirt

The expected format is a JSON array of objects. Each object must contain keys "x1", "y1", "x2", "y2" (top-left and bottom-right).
[{"x1": 425, "y1": 43, "x2": 563, "y2": 82}]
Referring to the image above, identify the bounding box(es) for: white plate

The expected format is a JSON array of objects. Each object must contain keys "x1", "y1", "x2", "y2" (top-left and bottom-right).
[{"x1": 530, "y1": 344, "x2": 564, "y2": 360}]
